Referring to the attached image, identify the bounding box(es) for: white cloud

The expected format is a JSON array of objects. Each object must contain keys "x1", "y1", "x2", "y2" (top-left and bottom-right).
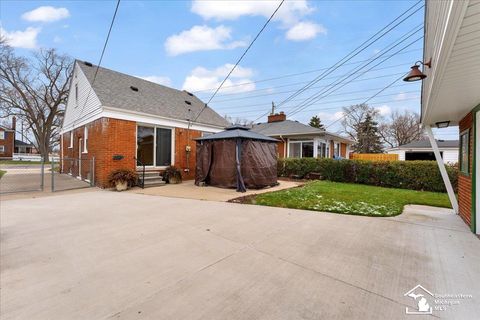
[
  {"x1": 182, "y1": 64, "x2": 256, "y2": 94},
  {"x1": 0, "y1": 27, "x2": 40, "y2": 49},
  {"x1": 376, "y1": 105, "x2": 391, "y2": 116},
  {"x1": 165, "y1": 25, "x2": 246, "y2": 56},
  {"x1": 317, "y1": 111, "x2": 344, "y2": 121},
  {"x1": 191, "y1": 0, "x2": 313, "y2": 25},
  {"x1": 190, "y1": 0, "x2": 325, "y2": 42},
  {"x1": 22, "y1": 6, "x2": 70, "y2": 23},
  {"x1": 286, "y1": 21, "x2": 326, "y2": 41},
  {"x1": 53, "y1": 36, "x2": 62, "y2": 43},
  {"x1": 137, "y1": 75, "x2": 172, "y2": 86}
]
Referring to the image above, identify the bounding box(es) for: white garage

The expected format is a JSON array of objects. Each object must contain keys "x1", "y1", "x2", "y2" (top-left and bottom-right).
[{"x1": 387, "y1": 140, "x2": 458, "y2": 164}]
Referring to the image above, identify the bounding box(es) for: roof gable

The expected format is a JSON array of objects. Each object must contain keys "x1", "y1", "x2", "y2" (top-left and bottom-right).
[{"x1": 77, "y1": 61, "x2": 228, "y2": 128}]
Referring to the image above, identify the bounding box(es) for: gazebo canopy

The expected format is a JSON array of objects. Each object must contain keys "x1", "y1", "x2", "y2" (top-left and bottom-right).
[{"x1": 195, "y1": 126, "x2": 278, "y2": 142}]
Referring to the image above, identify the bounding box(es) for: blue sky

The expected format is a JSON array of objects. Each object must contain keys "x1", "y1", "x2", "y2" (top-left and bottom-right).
[{"x1": 0, "y1": 0, "x2": 458, "y2": 139}]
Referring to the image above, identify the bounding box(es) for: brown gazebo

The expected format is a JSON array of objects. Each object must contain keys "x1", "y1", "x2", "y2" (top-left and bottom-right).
[{"x1": 195, "y1": 126, "x2": 278, "y2": 192}]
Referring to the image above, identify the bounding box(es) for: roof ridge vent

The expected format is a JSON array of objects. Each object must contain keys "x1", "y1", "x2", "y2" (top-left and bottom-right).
[
  {"x1": 185, "y1": 100, "x2": 192, "y2": 105},
  {"x1": 183, "y1": 90, "x2": 194, "y2": 96},
  {"x1": 130, "y1": 86, "x2": 139, "y2": 92},
  {"x1": 84, "y1": 61, "x2": 93, "y2": 67}
]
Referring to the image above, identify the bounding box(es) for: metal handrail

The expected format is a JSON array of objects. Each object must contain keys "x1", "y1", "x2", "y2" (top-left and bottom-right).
[{"x1": 134, "y1": 156, "x2": 145, "y2": 189}]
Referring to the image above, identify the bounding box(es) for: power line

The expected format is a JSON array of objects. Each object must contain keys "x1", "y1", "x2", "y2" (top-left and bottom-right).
[
  {"x1": 206, "y1": 61, "x2": 414, "y2": 103},
  {"x1": 287, "y1": 24, "x2": 422, "y2": 116},
  {"x1": 325, "y1": 73, "x2": 408, "y2": 130},
  {"x1": 192, "y1": 0, "x2": 284, "y2": 122},
  {"x1": 227, "y1": 93, "x2": 419, "y2": 116},
  {"x1": 216, "y1": 83, "x2": 413, "y2": 111},
  {"x1": 72, "y1": 0, "x2": 121, "y2": 127},
  {"x1": 192, "y1": 48, "x2": 421, "y2": 95},
  {"x1": 288, "y1": 32, "x2": 422, "y2": 117},
  {"x1": 276, "y1": 1, "x2": 423, "y2": 108}
]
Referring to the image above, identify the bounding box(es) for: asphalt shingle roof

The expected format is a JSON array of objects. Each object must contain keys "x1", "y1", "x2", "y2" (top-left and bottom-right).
[
  {"x1": 251, "y1": 120, "x2": 324, "y2": 136},
  {"x1": 398, "y1": 140, "x2": 459, "y2": 148},
  {"x1": 77, "y1": 60, "x2": 229, "y2": 128}
]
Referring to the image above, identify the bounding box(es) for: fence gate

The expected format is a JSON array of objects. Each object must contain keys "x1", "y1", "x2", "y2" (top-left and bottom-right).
[
  {"x1": 50, "y1": 157, "x2": 95, "y2": 192},
  {"x1": 0, "y1": 160, "x2": 45, "y2": 194}
]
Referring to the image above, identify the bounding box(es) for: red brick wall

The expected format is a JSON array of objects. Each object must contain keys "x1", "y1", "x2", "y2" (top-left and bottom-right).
[
  {"x1": 62, "y1": 118, "x2": 136, "y2": 188},
  {"x1": 174, "y1": 128, "x2": 202, "y2": 180},
  {"x1": 330, "y1": 141, "x2": 335, "y2": 158},
  {"x1": 0, "y1": 129, "x2": 14, "y2": 159},
  {"x1": 458, "y1": 112, "x2": 473, "y2": 228}
]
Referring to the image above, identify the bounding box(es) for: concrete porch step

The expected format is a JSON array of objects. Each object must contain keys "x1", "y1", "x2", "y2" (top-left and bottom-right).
[{"x1": 143, "y1": 179, "x2": 166, "y2": 187}]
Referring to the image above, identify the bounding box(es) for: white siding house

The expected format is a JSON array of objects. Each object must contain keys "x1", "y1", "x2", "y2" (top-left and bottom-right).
[{"x1": 386, "y1": 140, "x2": 459, "y2": 163}]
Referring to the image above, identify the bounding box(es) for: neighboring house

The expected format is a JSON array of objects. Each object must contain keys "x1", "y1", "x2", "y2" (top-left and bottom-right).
[
  {"x1": 386, "y1": 140, "x2": 459, "y2": 163},
  {"x1": 251, "y1": 112, "x2": 354, "y2": 159},
  {"x1": 420, "y1": 0, "x2": 479, "y2": 234},
  {"x1": 0, "y1": 118, "x2": 16, "y2": 160},
  {"x1": 14, "y1": 140, "x2": 37, "y2": 154},
  {"x1": 60, "y1": 60, "x2": 228, "y2": 187}
]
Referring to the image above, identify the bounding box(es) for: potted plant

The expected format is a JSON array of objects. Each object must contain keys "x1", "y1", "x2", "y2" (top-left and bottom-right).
[
  {"x1": 164, "y1": 166, "x2": 182, "y2": 184},
  {"x1": 108, "y1": 168, "x2": 138, "y2": 191}
]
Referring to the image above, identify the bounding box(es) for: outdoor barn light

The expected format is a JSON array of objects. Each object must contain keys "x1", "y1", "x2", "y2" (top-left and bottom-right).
[
  {"x1": 435, "y1": 121, "x2": 450, "y2": 128},
  {"x1": 403, "y1": 59, "x2": 432, "y2": 82}
]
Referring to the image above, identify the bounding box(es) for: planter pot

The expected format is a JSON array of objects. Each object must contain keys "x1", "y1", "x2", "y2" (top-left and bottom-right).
[
  {"x1": 115, "y1": 181, "x2": 128, "y2": 191},
  {"x1": 168, "y1": 177, "x2": 181, "y2": 184}
]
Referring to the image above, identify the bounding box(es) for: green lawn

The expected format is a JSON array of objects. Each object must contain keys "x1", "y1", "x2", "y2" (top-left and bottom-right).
[
  {"x1": 249, "y1": 181, "x2": 452, "y2": 217},
  {"x1": 0, "y1": 170, "x2": 5, "y2": 179},
  {"x1": 0, "y1": 160, "x2": 49, "y2": 165}
]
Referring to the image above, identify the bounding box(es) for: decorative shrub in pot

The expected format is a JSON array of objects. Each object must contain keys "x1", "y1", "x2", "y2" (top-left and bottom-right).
[
  {"x1": 164, "y1": 166, "x2": 182, "y2": 184},
  {"x1": 108, "y1": 168, "x2": 138, "y2": 191}
]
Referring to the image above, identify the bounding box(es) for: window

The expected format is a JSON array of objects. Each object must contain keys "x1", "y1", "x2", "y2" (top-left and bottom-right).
[
  {"x1": 459, "y1": 130, "x2": 469, "y2": 174},
  {"x1": 136, "y1": 126, "x2": 172, "y2": 167},
  {"x1": 0, "y1": 145, "x2": 4, "y2": 153},
  {"x1": 0, "y1": 131, "x2": 4, "y2": 140},
  {"x1": 69, "y1": 131, "x2": 73, "y2": 148},
  {"x1": 317, "y1": 142, "x2": 327, "y2": 158},
  {"x1": 288, "y1": 141, "x2": 314, "y2": 158},
  {"x1": 83, "y1": 127, "x2": 88, "y2": 153},
  {"x1": 75, "y1": 84, "x2": 79, "y2": 107},
  {"x1": 334, "y1": 142, "x2": 340, "y2": 158}
]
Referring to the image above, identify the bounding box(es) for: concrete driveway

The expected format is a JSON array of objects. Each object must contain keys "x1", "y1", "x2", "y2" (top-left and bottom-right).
[{"x1": 1, "y1": 192, "x2": 479, "y2": 319}]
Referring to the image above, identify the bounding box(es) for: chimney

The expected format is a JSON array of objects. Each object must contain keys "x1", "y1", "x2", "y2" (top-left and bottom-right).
[
  {"x1": 267, "y1": 111, "x2": 286, "y2": 123},
  {"x1": 12, "y1": 116, "x2": 16, "y2": 131}
]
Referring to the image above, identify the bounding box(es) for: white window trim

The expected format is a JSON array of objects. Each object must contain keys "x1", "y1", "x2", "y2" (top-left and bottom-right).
[
  {"x1": 288, "y1": 140, "x2": 314, "y2": 158},
  {"x1": 0, "y1": 131, "x2": 5, "y2": 140},
  {"x1": 69, "y1": 131, "x2": 73, "y2": 148},
  {"x1": 75, "y1": 83, "x2": 79, "y2": 108},
  {"x1": 135, "y1": 124, "x2": 175, "y2": 169},
  {"x1": 83, "y1": 126, "x2": 88, "y2": 153},
  {"x1": 0, "y1": 145, "x2": 5, "y2": 152}
]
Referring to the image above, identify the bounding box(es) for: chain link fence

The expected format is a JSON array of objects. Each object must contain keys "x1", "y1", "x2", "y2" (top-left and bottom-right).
[{"x1": 0, "y1": 157, "x2": 95, "y2": 194}]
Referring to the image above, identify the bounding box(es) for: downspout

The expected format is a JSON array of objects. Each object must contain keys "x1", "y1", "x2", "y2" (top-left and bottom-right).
[{"x1": 425, "y1": 125, "x2": 459, "y2": 213}]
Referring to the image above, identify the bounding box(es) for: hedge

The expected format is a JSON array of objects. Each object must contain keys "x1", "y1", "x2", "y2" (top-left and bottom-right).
[{"x1": 277, "y1": 158, "x2": 458, "y2": 193}]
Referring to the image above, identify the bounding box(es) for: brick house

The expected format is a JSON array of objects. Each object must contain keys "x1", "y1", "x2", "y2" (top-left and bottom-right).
[
  {"x1": 60, "y1": 60, "x2": 228, "y2": 188},
  {"x1": 251, "y1": 112, "x2": 354, "y2": 159},
  {"x1": 0, "y1": 118, "x2": 16, "y2": 160},
  {"x1": 420, "y1": 0, "x2": 479, "y2": 235}
]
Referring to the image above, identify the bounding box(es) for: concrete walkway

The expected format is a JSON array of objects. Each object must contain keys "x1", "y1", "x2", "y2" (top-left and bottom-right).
[
  {"x1": 129, "y1": 179, "x2": 301, "y2": 202},
  {"x1": 1, "y1": 192, "x2": 479, "y2": 319}
]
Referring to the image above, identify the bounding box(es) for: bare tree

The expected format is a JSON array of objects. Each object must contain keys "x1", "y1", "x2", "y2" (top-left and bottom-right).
[
  {"x1": 0, "y1": 38, "x2": 72, "y2": 158},
  {"x1": 224, "y1": 115, "x2": 254, "y2": 126},
  {"x1": 341, "y1": 103, "x2": 379, "y2": 141},
  {"x1": 379, "y1": 110, "x2": 424, "y2": 148}
]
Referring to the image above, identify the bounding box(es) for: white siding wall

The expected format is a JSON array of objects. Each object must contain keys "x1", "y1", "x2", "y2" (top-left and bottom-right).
[
  {"x1": 62, "y1": 62, "x2": 102, "y2": 132},
  {"x1": 387, "y1": 148, "x2": 458, "y2": 163},
  {"x1": 443, "y1": 150, "x2": 459, "y2": 164}
]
